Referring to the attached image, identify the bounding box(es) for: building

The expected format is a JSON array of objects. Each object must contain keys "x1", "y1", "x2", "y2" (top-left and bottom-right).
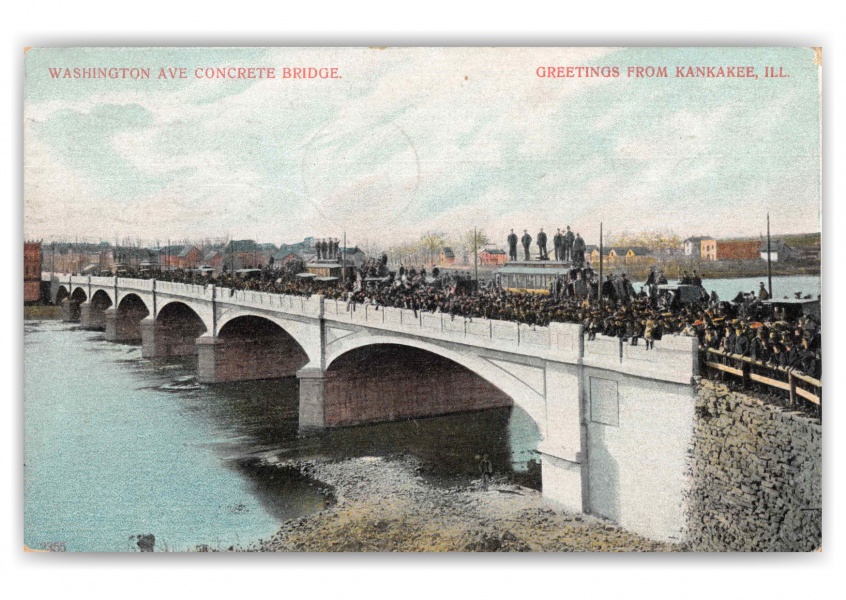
[
  {"x1": 278, "y1": 236, "x2": 316, "y2": 255},
  {"x1": 622, "y1": 247, "x2": 655, "y2": 264},
  {"x1": 683, "y1": 236, "x2": 716, "y2": 260},
  {"x1": 439, "y1": 247, "x2": 456, "y2": 265},
  {"x1": 760, "y1": 240, "x2": 796, "y2": 263},
  {"x1": 24, "y1": 241, "x2": 41, "y2": 303},
  {"x1": 479, "y1": 248, "x2": 507, "y2": 266},
  {"x1": 160, "y1": 245, "x2": 203, "y2": 269},
  {"x1": 716, "y1": 239, "x2": 760, "y2": 261}
]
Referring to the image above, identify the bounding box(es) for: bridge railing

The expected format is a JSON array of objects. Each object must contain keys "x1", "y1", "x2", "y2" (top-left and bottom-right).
[
  {"x1": 703, "y1": 347, "x2": 821, "y2": 414},
  {"x1": 222, "y1": 288, "x2": 323, "y2": 318},
  {"x1": 89, "y1": 275, "x2": 115, "y2": 288},
  {"x1": 582, "y1": 332, "x2": 698, "y2": 384},
  {"x1": 321, "y1": 299, "x2": 584, "y2": 359}
]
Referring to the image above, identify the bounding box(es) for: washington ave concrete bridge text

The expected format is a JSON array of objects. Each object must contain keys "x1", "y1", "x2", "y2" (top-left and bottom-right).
[{"x1": 46, "y1": 272, "x2": 699, "y2": 543}]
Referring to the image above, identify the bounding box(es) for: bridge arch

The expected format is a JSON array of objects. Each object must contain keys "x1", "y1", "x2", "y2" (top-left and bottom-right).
[
  {"x1": 108, "y1": 293, "x2": 150, "y2": 342},
  {"x1": 80, "y1": 289, "x2": 114, "y2": 330},
  {"x1": 324, "y1": 334, "x2": 547, "y2": 429},
  {"x1": 216, "y1": 310, "x2": 320, "y2": 366},
  {"x1": 198, "y1": 315, "x2": 311, "y2": 383},
  {"x1": 146, "y1": 301, "x2": 209, "y2": 357},
  {"x1": 54, "y1": 285, "x2": 69, "y2": 305},
  {"x1": 70, "y1": 287, "x2": 87, "y2": 303}
]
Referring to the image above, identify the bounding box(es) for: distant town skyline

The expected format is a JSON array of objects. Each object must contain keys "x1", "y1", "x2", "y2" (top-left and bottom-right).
[{"x1": 25, "y1": 47, "x2": 821, "y2": 247}]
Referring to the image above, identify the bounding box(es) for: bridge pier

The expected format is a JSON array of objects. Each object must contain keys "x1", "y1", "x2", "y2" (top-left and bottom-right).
[
  {"x1": 60, "y1": 298, "x2": 81, "y2": 322},
  {"x1": 141, "y1": 317, "x2": 204, "y2": 359},
  {"x1": 79, "y1": 301, "x2": 107, "y2": 330},
  {"x1": 104, "y1": 308, "x2": 144, "y2": 342},
  {"x1": 196, "y1": 335, "x2": 306, "y2": 383},
  {"x1": 297, "y1": 368, "x2": 328, "y2": 431}
]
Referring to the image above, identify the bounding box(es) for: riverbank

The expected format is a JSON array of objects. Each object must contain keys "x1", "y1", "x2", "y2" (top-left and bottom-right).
[
  {"x1": 24, "y1": 305, "x2": 61, "y2": 320},
  {"x1": 227, "y1": 455, "x2": 679, "y2": 552}
]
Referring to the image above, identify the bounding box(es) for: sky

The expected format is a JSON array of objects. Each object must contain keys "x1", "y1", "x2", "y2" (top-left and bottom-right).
[{"x1": 23, "y1": 47, "x2": 822, "y2": 249}]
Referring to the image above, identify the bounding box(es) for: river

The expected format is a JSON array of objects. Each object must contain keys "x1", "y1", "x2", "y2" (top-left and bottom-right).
[
  {"x1": 638, "y1": 274, "x2": 821, "y2": 301},
  {"x1": 24, "y1": 321, "x2": 539, "y2": 552}
]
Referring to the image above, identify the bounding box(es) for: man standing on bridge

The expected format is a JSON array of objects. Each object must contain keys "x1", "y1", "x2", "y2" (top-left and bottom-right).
[
  {"x1": 507, "y1": 229, "x2": 518, "y2": 261},
  {"x1": 563, "y1": 226, "x2": 575, "y2": 262},
  {"x1": 572, "y1": 232, "x2": 586, "y2": 266},
  {"x1": 553, "y1": 228, "x2": 564, "y2": 261},
  {"x1": 537, "y1": 228, "x2": 548, "y2": 260},
  {"x1": 521, "y1": 230, "x2": 532, "y2": 261}
]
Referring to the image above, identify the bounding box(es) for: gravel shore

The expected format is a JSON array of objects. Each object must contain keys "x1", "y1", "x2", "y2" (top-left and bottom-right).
[{"x1": 234, "y1": 455, "x2": 680, "y2": 552}]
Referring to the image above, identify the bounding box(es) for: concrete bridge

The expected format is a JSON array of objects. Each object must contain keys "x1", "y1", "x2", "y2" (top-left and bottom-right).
[{"x1": 45, "y1": 272, "x2": 699, "y2": 543}]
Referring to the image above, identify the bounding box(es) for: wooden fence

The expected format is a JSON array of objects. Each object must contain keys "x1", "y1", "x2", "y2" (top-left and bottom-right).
[{"x1": 702, "y1": 347, "x2": 822, "y2": 415}]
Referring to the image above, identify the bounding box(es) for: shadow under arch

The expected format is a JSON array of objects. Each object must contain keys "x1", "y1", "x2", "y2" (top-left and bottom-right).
[
  {"x1": 110, "y1": 293, "x2": 150, "y2": 342},
  {"x1": 83, "y1": 289, "x2": 113, "y2": 330},
  {"x1": 54, "y1": 285, "x2": 69, "y2": 305},
  {"x1": 151, "y1": 301, "x2": 209, "y2": 357},
  {"x1": 322, "y1": 343, "x2": 514, "y2": 426},
  {"x1": 201, "y1": 315, "x2": 310, "y2": 383}
]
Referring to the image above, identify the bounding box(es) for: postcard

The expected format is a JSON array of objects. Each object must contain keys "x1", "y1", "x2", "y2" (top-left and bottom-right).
[{"x1": 23, "y1": 46, "x2": 821, "y2": 552}]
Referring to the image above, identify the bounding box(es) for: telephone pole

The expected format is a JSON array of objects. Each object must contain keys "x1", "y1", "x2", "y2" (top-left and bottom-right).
[{"x1": 767, "y1": 213, "x2": 773, "y2": 299}]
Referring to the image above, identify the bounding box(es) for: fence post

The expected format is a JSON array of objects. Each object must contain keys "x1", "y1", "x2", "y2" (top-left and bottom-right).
[
  {"x1": 789, "y1": 372, "x2": 796, "y2": 407},
  {"x1": 742, "y1": 358, "x2": 750, "y2": 389}
]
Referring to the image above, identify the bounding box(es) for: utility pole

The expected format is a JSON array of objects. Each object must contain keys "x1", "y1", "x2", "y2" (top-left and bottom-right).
[
  {"x1": 342, "y1": 231, "x2": 347, "y2": 285},
  {"x1": 767, "y1": 213, "x2": 773, "y2": 299},
  {"x1": 474, "y1": 226, "x2": 479, "y2": 295},
  {"x1": 599, "y1": 222, "x2": 604, "y2": 301}
]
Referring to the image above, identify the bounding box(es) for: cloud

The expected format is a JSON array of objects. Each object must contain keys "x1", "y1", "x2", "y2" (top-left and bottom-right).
[{"x1": 24, "y1": 47, "x2": 820, "y2": 249}]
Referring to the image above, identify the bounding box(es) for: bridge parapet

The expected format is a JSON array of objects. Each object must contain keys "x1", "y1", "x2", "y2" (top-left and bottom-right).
[
  {"x1": 117, "y1": 278, "x2": 154, "y2": 292},
  {"x1": 583, "y1": 333, "x2": 697, "y2": 384},
  {"x1": 322, "y1": 299, "x2": 584, "y2": 362},
  {"x1": 89, "y1": 275, "x2": 115, "y2": 288},
  {"x1": 224, "y1": 289, "x2": 323, "y2": 318}
]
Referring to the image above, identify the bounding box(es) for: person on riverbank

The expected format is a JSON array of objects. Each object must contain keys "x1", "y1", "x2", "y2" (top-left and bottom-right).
[{"x1": 478, "y1": 454, "x2": 494, "y2": 491}]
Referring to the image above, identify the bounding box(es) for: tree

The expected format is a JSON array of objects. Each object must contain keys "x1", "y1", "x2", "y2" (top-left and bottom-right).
[
  {"x1": 461, "y1": 229, "x2": 490, "y2": 265},
  {"x1": 419, "y1": 231, "x2": 447, "y2": 265}
]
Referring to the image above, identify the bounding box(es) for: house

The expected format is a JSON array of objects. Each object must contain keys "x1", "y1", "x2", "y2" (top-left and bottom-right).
[
  {"x1": 224, "y1": 239, "x2": 268, "y2": 270},
  {"x1": 760, "y1": 240, "x2": 796, "y2": 263},
  {"x1": 202, "y1": 250, "x2": 225, "y2": 272},
  {"x1": 160, "y1": 245, "x2": 203, "y2": 269},
  {"x1": 24, "y1": 241, "x2": 41, "y2": 303},
  {"x1": 479, "y1": 248, "x2": 507, "y2": 266},
  {"x1": 439, "y1": 247, "x2": 456, "y2": 266},
  {"x1": 683, "y1": 236, "x2": 716, "y2": 260},
  {"x1": 623, "y1": 247, "x2": 654, "y2": 264},
  {"x1": 716, "y1": 239, "x2": 760, "y2": 261}
]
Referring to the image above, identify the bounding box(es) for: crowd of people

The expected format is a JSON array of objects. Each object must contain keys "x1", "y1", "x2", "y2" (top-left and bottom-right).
[{"x1": 109, "y1": 261, "x2": 821, "y2": 387}]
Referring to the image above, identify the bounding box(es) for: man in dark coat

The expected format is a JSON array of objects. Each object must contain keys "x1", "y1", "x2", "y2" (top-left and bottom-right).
[
  {"x1": 537, "y1": 228, "x2": 548, "y2": 260},
  {"x1": 750, "y1": 328, "x2": 769, "y2": 362},
  {"x1": 315, "y1": 239, "x2": 323, "y2": 260},
  {"x1": 563, "y1": 226, "x2": 575, "y2": 262},
  {"x1": 507, "y1": 229, "x2": 518, "y2": 261},
  {"x1": 572, "y1": 233, "x2": 586, "y2": 265},
  {"x1": 553, "y1": 228, "x2": 564, "y2": 261},
  {"x1": 733, "y1": 327, "x2": 750, "y2": 357},
  {"x1": 521, "y1": 230, "x2": 532, "y2": 261},
  {"x1": 601, "y1": 274, "x2": 616, "y2": 302}
]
